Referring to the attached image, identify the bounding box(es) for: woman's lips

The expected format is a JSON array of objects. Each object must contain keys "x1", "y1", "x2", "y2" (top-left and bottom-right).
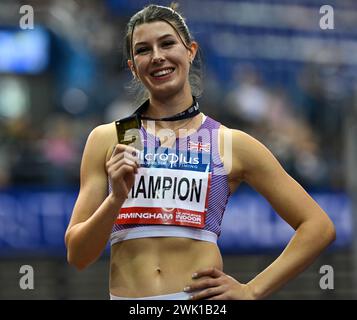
[{"x1": 150, "y1": 68, "x2": 175, "y2": 81}]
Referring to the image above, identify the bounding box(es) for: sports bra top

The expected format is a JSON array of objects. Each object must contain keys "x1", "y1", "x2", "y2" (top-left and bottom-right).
[{"x1": 109, "y1": 115, "x2": 230, "y2": 245}]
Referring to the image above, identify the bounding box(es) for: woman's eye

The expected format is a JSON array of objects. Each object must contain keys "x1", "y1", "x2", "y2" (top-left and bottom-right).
[
  {"x1": 162, "y1": 40, "x2": 175, "y2": 47},
  {"x1": 135, "y1": 47, "x2": 149, "y2": 54}
]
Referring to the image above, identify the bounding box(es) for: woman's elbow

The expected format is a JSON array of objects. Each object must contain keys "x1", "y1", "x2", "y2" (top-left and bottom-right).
[
  {"x1": 326, "y1": 218, "x2": 336, "y2": 244},
  {"x1": 320, "y1": 216, "x2": 336, "y2": 247},
  {"x1": 65, "y1": 232, "x2": 90, "y2": 271},
  {"x1": 66, "y1": 248, "x2": 90, "y2": 271}
]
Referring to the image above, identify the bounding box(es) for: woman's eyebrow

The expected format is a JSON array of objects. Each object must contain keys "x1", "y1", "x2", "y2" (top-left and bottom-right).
[{"x1": 134, "y1": 34, "x2": 175, "y2": 47}]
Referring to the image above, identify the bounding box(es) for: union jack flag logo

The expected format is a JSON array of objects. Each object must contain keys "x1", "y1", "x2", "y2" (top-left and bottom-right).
[{"x1": 188, "y1": 141, "x2": 210, "y2": 152}]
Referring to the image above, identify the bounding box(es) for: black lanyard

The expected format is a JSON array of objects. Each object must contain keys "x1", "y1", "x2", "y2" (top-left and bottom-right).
[
  {"x1": 134, "y1": 96, "x2": 200, "y2": 122},
  {"x1": 115, "y1": 97, "x2": 200, "y2": 145}
]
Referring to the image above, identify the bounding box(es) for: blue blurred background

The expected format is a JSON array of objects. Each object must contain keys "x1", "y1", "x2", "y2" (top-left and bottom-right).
[{"x1": 0, "y1": 0, "x2": 356, "y2": 299}]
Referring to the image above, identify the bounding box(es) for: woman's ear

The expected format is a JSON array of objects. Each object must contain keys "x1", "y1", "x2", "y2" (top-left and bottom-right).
[
  {"x1": 188, "y1": 41, "x2": 198, "y2": 63},
  {"x1": 127, "y1": 60, "x2": 137, "y2": 78}
]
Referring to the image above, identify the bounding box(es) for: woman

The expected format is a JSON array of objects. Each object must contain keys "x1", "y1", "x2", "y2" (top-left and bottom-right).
[{"x1": 65, "y1": 4, "x2": 336, "y2": 300}]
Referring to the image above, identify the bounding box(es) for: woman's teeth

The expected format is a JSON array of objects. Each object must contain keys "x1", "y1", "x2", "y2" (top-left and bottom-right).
[{"x1": 152, "y1": 68, "x2": 174, "y2": 77}]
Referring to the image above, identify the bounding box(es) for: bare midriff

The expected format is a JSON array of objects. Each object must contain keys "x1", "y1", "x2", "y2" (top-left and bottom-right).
[{"x1": 109, "y1": 237, "x2": 223, "y2": 298}]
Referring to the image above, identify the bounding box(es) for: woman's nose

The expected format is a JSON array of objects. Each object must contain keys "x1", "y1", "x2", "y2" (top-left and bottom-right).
[{"x1": 151, "y1": 48, "x2": 165, "y2": 64}]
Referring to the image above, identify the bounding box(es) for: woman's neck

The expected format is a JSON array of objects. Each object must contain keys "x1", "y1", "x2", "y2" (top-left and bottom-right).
[{"x1": 145, "y1": 92, "x2": 194, "y2": 119}]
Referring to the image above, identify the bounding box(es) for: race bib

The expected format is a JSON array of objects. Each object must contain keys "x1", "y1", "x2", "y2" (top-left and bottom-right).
[{"x1": 116, "y1": 146, "x2": 211, "y2": 228}]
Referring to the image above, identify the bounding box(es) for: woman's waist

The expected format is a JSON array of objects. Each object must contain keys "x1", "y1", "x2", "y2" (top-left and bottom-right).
[{"x1": 109, "y1": 237, "x2": 222, "y2": 297}]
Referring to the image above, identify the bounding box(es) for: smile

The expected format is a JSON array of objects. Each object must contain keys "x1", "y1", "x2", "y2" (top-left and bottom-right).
[{"x1": 150, "y1": 68, "x2": 175, "y2": 78}]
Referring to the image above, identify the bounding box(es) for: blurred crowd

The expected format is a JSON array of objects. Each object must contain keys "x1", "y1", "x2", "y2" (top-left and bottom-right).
[
  {"x1": 222, "y1": 62, "x2": 354, "y2": 190},
  {"x1": 0, "y1": 0, "x2": 356, "y2": 191}
]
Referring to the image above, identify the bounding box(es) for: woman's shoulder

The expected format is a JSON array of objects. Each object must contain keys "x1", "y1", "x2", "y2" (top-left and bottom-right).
[
  {"x1": 218, "y1": 125, "x2": 256, "y2": 147},
  {"x1": 89, "y1": 122, "x2": 116, "y2": 139},
  {"x1": 216, "y1": 124, "x2": 279, "y2": 185},
  {"x1": 218, "y1": 125, "x2": 269, "y2": 166},
  {"x1": 84, "y1": 122, "x2": 117, "y2": 160}
]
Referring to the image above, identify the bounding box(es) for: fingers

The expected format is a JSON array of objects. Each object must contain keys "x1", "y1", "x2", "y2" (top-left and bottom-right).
[
  {"x1": 107, "y1": 144, "x2": 140, "y2": 172},
  {"x1": 184, "y1": 278, "x2": 220, "y2": 293},
  {"x1": 184, "y1": 268, "x2": 227, "y2": 300},
  {"x1": 110, "y1": 152, "x2": 139, "y2": 168},
  {"x1": 189, "y1": 286, "x2": 227, "y2": 301},
  {"x1": 192, "y1": 267, "x2": 224, "y2": 279},
  {"x1": 111, "y1": 150, "x2": 140, "y2": 166},
  {"x1": 111, "y1": 144, "x2": 140, "y2": 159},
  {"x1": 108, "y1": 159, "x2": 138, "y2": 177},
  {"x1": 185, "y1": 269, "x2": 248, "y2": 300},
  {"x1": 110, "y1": 164, "x2": 136, "y2": 195}
]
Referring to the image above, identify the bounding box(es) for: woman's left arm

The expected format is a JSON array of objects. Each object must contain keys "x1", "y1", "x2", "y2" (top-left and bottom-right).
[{"x1": 188, "y1": 129, "x2": 336, "y2": 300}]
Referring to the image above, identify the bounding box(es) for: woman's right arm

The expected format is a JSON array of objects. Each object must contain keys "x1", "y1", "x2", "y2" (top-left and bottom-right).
[{"x1": 64, "y1": 124, "x2": 138, "y2": 270}]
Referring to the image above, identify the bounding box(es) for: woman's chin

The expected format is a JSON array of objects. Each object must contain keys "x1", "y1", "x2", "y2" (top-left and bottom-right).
[{"x1": 148, "y1": 84, "x2": 181, "y2": 99}]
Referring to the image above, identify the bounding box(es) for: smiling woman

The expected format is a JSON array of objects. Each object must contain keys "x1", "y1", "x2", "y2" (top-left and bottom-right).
[
  {"x1": 125, "y1": 4, "x2": 203, "y2": 109},
  {"x1": 64, "y1": 3, "x2": 335, "y2": 300},
  {"x1": 128, "y1": 20, "x2": 196, "y2": 108}
]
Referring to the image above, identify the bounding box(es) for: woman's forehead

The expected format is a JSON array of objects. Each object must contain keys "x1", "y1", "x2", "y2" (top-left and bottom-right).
[{"x1": 132, "y1": 21, "x2": 178, "y2": 45}]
